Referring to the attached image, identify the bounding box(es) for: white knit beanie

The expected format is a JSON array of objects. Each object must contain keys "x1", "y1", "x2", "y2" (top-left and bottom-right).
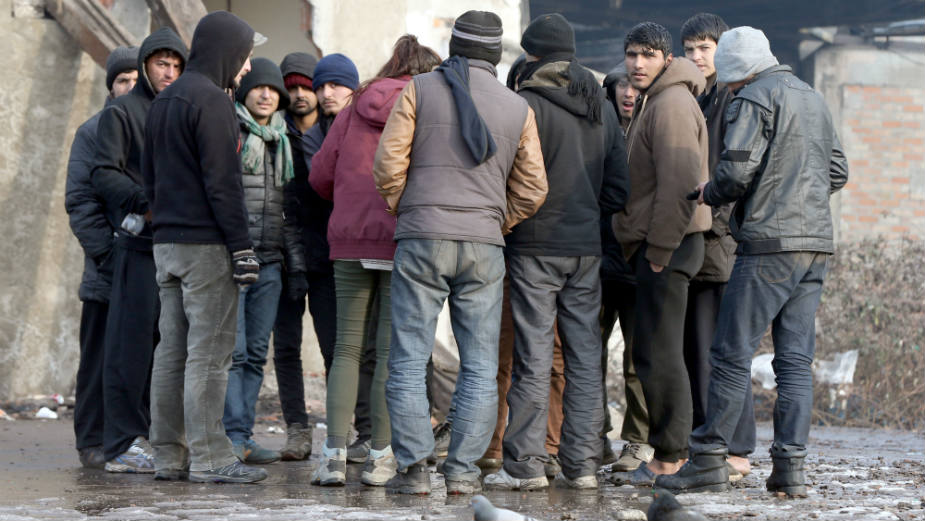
[{"x1": 715, "y1": 26, "x2": 779, "y2": 83}]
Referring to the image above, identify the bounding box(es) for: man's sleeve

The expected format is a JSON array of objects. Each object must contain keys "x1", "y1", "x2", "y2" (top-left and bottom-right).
[
  {"x1": 195, "y1": 98, "x2": 252, "y2": 253},
  {"x1": 704, "y1": 98, "x2": 771, "y2": 207},
  {"x1": 599, "y1": 107, "x2": 629, "y2": 216},
  {"x1": 91, "y1": 105, "x2": 149, "y2": 218},
  {"x1": 828, "y1": 127, "x2": 849, "y2": 194},
  {"x1": 373, "y1": 81, "x2": 417, "y2": 215},
  {"x1": 309, "y1": 108, "x2": 348, "y2": 201},
  {"x1": 66, "y1": 122, "x2": 113, "y2": 261},
  {"x1": 503, "y1": 106, "x2": 547, "y2": 234},
  {"x1": 282, "y1": 181, "x2": 307, "y2": 274}
]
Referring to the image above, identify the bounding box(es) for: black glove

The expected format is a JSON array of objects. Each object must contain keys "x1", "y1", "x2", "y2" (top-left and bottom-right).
[
  {"x1": 232, "y1": 249, "x2": 260, "y2": 287},
  {"x1": 286, "y1": 271, "x2": 309, "y2": 301}
]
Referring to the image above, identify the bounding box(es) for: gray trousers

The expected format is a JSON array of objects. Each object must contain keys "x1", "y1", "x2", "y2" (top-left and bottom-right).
[
  {"x1": 150, "y1": 243, "x2": 239, "y2": 472},
  {"x1": 503, "y1": 255, "x2": 604, "y2": 479}
]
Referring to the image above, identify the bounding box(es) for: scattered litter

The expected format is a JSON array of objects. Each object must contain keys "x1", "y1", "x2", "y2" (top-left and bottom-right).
[
  {"x1": 315, "y1": 422, "x2": 327, "y2": 430},
  {"x1": 0, "y1": 408, "x2": 13, "y2": 421},
  {"x1": 50, "y1": 393, "x2": 65, "y2": 405},
  {"x1": 814, "y1": 350, "x2": 859, "y2": 385},
  {"x1": 35, "y1": 407, "x2": 58, "y2": 419},
  {"x1": 267, "y1": 425, "x2": 284, "y2": 434},
  {"x1": 613, "y1": 509, "x2": 646, "y2": 520},
  {"x1": 472, "y1": 495, "x2": 545, "y2": 521},
  {"x1": 751, "y1": 353, "x2": 777, "y2": 389}
]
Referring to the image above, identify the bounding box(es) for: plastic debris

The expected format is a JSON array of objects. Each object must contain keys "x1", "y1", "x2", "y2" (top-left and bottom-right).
[
  {"x1": 0, "y1": 408, "x2": 14, "y2": 421},
  {"x1": 472, "y1": 495, "x2": 545, "y2": 521},
  {"x1": 50, "y1": 393, "x2": 65, "y2": 405},
  {"x1": 267, "y1": 425, "x2": 284, "y2": 434},
  {"x1": 814, "y1": 350, "x2": 859, "y2": 385},
  {"x1": 751, "y1": 353, "x2": 777, "y2": 390},
  {"x1": 35, "y1": 407, "x2": 58, "y2": 420}
]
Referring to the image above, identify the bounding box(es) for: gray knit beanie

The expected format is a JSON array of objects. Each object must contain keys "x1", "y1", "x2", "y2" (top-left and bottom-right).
[
  {"x1": 105, "y1": 46, "x2": 139, "y2": 91},
  {"x1": 714, "y1": 26, "x2": 779, "y2": 83}
]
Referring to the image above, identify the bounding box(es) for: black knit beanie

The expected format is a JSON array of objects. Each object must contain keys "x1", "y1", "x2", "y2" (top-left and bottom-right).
[
  {"x1": 521, "y1": 13, "x2": 575, "y2": 58},
  {"x1": 236, "y1": 57, "x2": 291, "y2": 111},
  {"x1": 105, "y1": 46, "x2": 139, "y2": 91},
  {"x1": 449, "y1": 10, "x2": 503, "y2": 65}
]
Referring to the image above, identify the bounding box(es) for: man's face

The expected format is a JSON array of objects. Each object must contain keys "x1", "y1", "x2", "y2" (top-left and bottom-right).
[
  {"x1": 317, "y1": 82, "x2": 353, "y2": 116},
  {"x1": 614, "y1": 77, "x2": 639, "y2": 120},
  {"x1": 244, "y1": 85, "x2": 280, "y2": 123},
  {"x1": 234, "y1": 55, "x2": 253, "y2": 89},
  {"x1": 111, "y1": 70, "x2": 138, "y2": 98},
  {"x1": 683, "y1": 38, "x2": 718, "y2": 78},
  {"x1": 625, "y1": 44, "x2": 671, "y2": 91},
  {"x1": 287, "y1": 84, "x2": 318, "y2": 116},
  {"x1": 145, "y1": 52, "x2": 182, "y2": 93}
]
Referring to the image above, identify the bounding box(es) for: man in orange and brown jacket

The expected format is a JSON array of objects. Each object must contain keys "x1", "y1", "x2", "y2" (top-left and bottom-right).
[{"x1": 611, "y1": 21, "x2": 711, "y2": 487}]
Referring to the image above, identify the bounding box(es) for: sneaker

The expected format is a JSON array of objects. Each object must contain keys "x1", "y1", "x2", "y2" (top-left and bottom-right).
[
  {"x1": 233, "y1": 439, "x2": 281, "y2": 465},
  {"x1": 105, "y1": 437, "x2": 155, "y2": 473},
  {"x1": 483, "y1": 467, "x2": 548, "y2": 491},
  {"x1": 189, "y1": 460, "x2": 267, "y2": 483},
  {"x1": 612, "y1": 442, "x2": 655, "y2": 472},
  {"x1": 154, "y1": 468, "x2": 189, "y2": 481},
  {"x1": 608, "y1": 461, "x2": 656, "y2": 487},
  {"x1": 310, "y1": 442, "x2": 347, "y2": 486},
  {"x1": 445, "y1": 476, "x2": 482, "y2": 495},
  {"x1": 347, "y1": 438, "x2": 370, "y2": 464},
  {"x1": 601, "y1": 439, "x2": 617, "y2": 466},
  {"x1": 555, "y1": 471, "x2": 599, "y2": 489},
  {"x1": 428, "y1": 421, "x2": 451, "y2": 463},
  {"x1": 544, "y1": 453, "x2": 562, "y2": 478},
  {"x1": 361, "y1": 446, "x2": 398, "y2": 486},
  {"x1": 78, "y1": 445, "x2": 106, "y2": 469},
  {"x1": 385, "y1": 461, "x2": 431, "y2": 495},
  {"x1": 281, "y1": 423, "x2": 313, "y2": 461}
]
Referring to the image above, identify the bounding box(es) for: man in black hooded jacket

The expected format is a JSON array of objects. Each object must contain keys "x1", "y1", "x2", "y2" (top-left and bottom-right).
[
  {"x1": 90, "y1": 27, "x2": 188, "y2": 473},
  {"x1": 142, "y1": 11, "x2": 265, "y2": 484}
]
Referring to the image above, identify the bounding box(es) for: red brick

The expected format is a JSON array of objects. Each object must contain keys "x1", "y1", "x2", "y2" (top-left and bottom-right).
[
  {"x1": 891, "y1": 177, "x2": 911, "y2": 184},
  {"x1": 862, "y1": 136, "x2": 882, "y2": 144},
  {"x1": 858, "y1": 215, "x2": 878, "y2": 223},
  {"x1": 903, "y1": 105, "x2": 924, "y2": 113},
  {"x1": 891, "y1": 225, "x2": 910, "y2": 233},
  {"x1": 903, "y1": 154, "x2": 923, "y2": 161},
  {"x1": 883, "y1": 121, "x2": 903, "y2": 128}
]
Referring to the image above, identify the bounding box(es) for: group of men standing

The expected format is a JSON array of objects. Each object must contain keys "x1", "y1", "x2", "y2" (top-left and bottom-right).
[{"x1": 66, "y1": 7, "x2": 847, "y2": 496}]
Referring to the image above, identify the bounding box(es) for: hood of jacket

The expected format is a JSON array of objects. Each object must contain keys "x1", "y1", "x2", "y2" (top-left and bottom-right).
[
  {"x1": 354, "y1": 76, "x2": 410, "y2": 128},
  {"x1": 186, "y1": 11, "x2": 254, "y2": 90},
  {"x1": 518, "y1": 61, "x2": 604, "y2": 121},
  {"x1": 644, "y1": 57, "x2": 705, "y2": 99},
  {"x1": 135, "y1": 27, "x2": 189, "y2": 100}
]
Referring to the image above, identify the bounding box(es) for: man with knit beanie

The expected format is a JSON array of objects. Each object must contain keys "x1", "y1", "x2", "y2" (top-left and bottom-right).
[
  {"x1": 374, "y1": 10, "x2": 547, "y2": 495},
  {"x1": 272, "y1": 51, "x2": 319, "y2": 462},
  {"x1": 222, "y1": 57, "x2": 303, "y2": 466},
  {"x1": 90, "y1": 28, "x2": 188, "y2": 474},
  {"x1": 656, "y1": 26, "x2": 848, "y2": 497},
  {"x1": 484, "y1": 12, "x2": 628, "y2": 491},
  {"x1": 65, "y1": 45, "x2": 138, "y2": 469}
]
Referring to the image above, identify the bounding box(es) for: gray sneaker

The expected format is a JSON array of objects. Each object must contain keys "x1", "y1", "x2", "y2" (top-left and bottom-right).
[
  {"x1": 281, "y1": 423, "x2": 313, "y2": 461},
  {"x1": 544, "y1": 453, "x2": 561, "y2": 478},
  {"x1": 483, "y1": 467, "x2": 548, "y2": 491},
  {"x1": 347, "y1": 438, "x2": 370, "y2": 464},
  {"x1": 311, "y1": 442, "x2": 347, "y2": 486},
  {"x1": 189, "y1": 460, "x2": 267, "y2": 483},
  {"x1": 612, "y1": 442, "x2": 655, "y2": 472},
  {"x1": 104, "y1": 437, "x2": 155, "y2": 473},
  {"x1": 445, "y1": 476, "x2": 482, "y2": 495},
  {"x1": 428, "y1": 421, "x2": 451, "y2": 463},
  {"x1": 555, "y1": 471, "x2": 598, "y2": 489},
  {"x1": 386, "y1": 462, "x2": 431, "y2": 495},
  {"x1": 361, "y1": 446, "x2": 398, "y2": 486}
]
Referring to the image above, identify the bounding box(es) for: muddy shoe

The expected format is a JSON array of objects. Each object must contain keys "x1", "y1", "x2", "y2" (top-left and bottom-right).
[
  {"x1": 766, "y1": 445, "x2": 808, "y2": 498},
  {"x1": 544, "y1": 453, "x2": 562, "y2": 478},
  {"x1": 189, "y1": 460, "x2": 267, "y2": 483},
  {"x1": 612, "y1": 442, "x2": 655, "y2": 472},
  {"x1": 483, "y1": 467, "x2": 548, "y2": 491},
  {"x1": 347, "y1": 438, "x2": 370, "y2": 464},
  {"x1": 653, "y1": 450, "x2": 731, "y2": 494},
  {"x1": 601, "y1": 439, "x2": 618, "y2": 466},
  {"x1": 311, "y1": 442, "x2": 347, "y2": 486},
  {"x1": 154, "y1": 468, "x2": 189, "y2": 481},
  {"x1": 361, "y1": 446, "x2": 398, "y2": 486},
  {"x1": 608, "y1": 462, "x2": 656, "y2": 487},
  {"x1": 281, "y1": 423, "x2": 313, "y2": 461},
  {"x1": 475, "y1": 457, "x2": 502, "y2": 472},
  {"x1": 555, "y1": 472, "x2": 599, "y2": 489},
  {"x1": 242, "y1": 439, "x2": 280, "y2": 464},
  {"x1": 428, "y1": 421, "x2": 451, "y2": 464},
  {"x1": 445, "y1": 476, "x2": 482, "y2": 495},
  {"x1": 386, "y1": 461, "x2": 431, "y2": 495},
  {"x1": 78, "y1": 445, "x2": 106, "y2": 469}
]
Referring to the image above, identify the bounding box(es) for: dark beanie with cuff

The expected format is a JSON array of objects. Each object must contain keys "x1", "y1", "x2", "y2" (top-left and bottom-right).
[
  {"x1": 236, "y1": 57, "x2": 291, "y2": 111},
  {"x1": 106, "y1": 46, "x2": 139, "y2": 91},
  {"x1": 521, "y1": 13, "x2": 575, "y2": 57},
  {"x1": 449, "y1": 10, "x2": 503, "y2": 65},
  {"x1": 280, "y1": 51, "x2": 318, "y2": 91},
  {"x1": 312, "y1": 53, "x2": 359, "y2": 91}
]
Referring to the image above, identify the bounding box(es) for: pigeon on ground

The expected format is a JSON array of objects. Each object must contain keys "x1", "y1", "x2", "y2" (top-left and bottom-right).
[
  {"x1": 471, "y1": 495, "x2": 545, "y2": 521},
  {"x1": 647, "y1": 488, "x2": 709, "y2": 521}
]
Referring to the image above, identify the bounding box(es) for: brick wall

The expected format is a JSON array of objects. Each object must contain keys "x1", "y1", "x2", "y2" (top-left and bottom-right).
[{"x1": 839, "y1": 85, "x2": 925, "y2": 242}]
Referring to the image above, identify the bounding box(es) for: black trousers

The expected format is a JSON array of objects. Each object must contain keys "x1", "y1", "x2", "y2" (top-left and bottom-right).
[
  {"x1": 632, "y1": 234, "x2": 704, "y2": 462},
  {"x1": 74, "y1": 300, "x2": 108, "y2": 450},
  {"x1": 684, "y1": 280, "x2": 756, "y2": 456},
  {"x1": 102, "y1": 234, "x2": 158, "y2": 460}
]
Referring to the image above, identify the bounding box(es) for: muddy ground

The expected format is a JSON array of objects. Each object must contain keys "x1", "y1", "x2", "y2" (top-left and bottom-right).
[{"x1": 0, "y1": 414, "x2": 922, "y2": 521}]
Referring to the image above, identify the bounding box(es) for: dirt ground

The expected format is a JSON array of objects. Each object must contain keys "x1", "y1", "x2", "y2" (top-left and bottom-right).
[{"x1": 0, "y1": 415, "x2": 922, "y2": 521}]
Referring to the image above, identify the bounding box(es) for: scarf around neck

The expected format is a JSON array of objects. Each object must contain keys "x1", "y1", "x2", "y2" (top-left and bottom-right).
[
  {"x1": 236, "y1": 102, "x2": 294, "y2": 187},
  {"x1": 437, "y1": 56, "x2": 497, "y2": 165}
]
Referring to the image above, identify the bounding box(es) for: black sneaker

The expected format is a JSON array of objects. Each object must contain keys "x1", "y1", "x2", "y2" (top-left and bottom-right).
[
  {"x1": 386, "y1": 461, "x2": 431, "y2": 495},
  {"x1": 78, "y1": 446, "x2": 106, "y2": 469},
  {"x1": 189, "y1": 460, "x2": 268, "y2": 483},
  {"x1": 428, "y1": 421, "x2": 451, "y2": 464},
  {"x1": 154, "y1": 468, "x2": 189, "y2": 481}
]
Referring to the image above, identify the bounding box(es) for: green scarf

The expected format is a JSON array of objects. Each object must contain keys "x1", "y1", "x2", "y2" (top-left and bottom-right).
[{"x1": 235, "y1": 102, "x2": 294, "y2": 187}]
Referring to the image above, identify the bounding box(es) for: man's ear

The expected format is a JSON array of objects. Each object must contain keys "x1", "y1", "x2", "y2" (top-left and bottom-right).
[{"x1": 666, "y1": 53, "x2": 673, "y2": 65}]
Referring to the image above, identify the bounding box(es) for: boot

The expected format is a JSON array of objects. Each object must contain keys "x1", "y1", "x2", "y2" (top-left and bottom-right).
[
  {"x1": 766, "y1": 445, "x2": 808, "y2": 498},
  {"x1": 653, "y1": 448, "x2": 730, "y2": 494}
]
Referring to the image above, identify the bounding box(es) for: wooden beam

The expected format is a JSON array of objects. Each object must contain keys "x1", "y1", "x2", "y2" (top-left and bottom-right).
[
  {"x1": 145, "y1": 0, "x2": 207, "y2": 49},
  {"x1": 45, "y1": 0, "x2": 138, "y2": 69}
]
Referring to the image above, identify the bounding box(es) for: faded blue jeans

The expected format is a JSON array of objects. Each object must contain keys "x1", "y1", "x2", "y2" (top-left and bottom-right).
[
  {"x1": 223, "y1": 262, "x2": 282, "y2": 443},
  {"x1": 386, "y1": 239, "x2": 504, "y2": 481},
  {"x1": 690, "y1": 251, "x2": 828, "y2": 457}
]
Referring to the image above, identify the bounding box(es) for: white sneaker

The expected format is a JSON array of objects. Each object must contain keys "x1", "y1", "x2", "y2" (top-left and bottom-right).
[
  {"x1": 310, "y1": 442, "x2": 346, "y2": 486},
  {"x1": 361, "y1": 446, "x2": 398, "y2": 486},
  {"x1": 105, "y1": 437, "x2": 155, "y2": 473},
  {"x1": 483, "y1": 467, "x2": 548, "y2": 491},
  {"x1": 555, "y1": 471, "x2": 599, "y2": 489}
]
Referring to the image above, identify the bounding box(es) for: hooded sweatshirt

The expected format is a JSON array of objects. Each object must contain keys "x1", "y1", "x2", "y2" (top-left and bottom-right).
[
  {"x1": 310, "y1": 77, "x2": 406, "y2": 260},
  {"x1": 142, "y1": 11, "x2": 255, "y2": 253},
  {"x1": 506, "y1": 61, "x2": 629, "y2": 257},
  {"x1": 614, "y1": 57, "x2": 711, "y2": 267},
  {"x1": 92, "y1": 27, "x2": 188, "y2": 234}
]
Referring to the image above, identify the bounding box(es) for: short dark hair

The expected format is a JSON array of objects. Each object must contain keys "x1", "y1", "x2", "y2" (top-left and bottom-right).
[
  {"x1": 624, "y1": 22, "x2": 672, "y2": 57},
  {"x1": 680, "y1": 13, "x2": 729, "y2": 45}
]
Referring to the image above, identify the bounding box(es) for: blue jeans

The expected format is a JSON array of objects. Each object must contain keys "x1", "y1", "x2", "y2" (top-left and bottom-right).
[
  {"x1": 223, "y1": 262, "x2": 283, "y2": 442},
  {"x1": 387, "y1": 239, "x2": 504, "y2": 481},
  {"x1": 690, "y1": 252, "x2": 828, "y2": 456}
]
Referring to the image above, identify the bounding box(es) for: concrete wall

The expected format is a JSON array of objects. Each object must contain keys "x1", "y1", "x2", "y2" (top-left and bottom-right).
[{"x1": 814, "y1": 42, "x2": 925, "y2": 243}]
